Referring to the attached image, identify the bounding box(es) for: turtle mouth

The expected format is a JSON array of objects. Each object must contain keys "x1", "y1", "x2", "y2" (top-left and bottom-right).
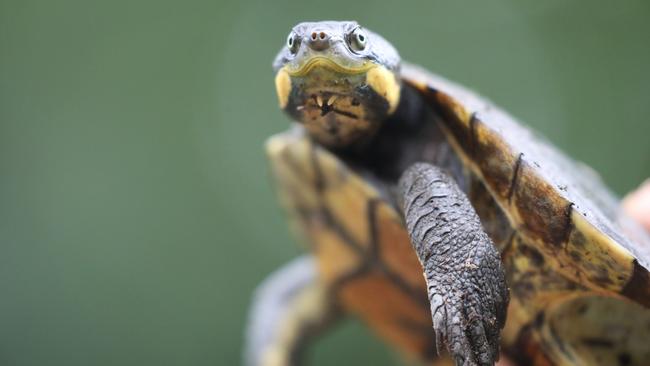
[
  {"x1": 275, "y1": 61, "x2": 371, "y2": 118},
  {"x1": 307, "y1": 93, "x2": 359, "y2": 120},
  {"x1": 285, "y1": 55, "x2": 376, "y2": 77},
  {"x1": 274, "y1": 59, "x2": 400, "y2": 148}
]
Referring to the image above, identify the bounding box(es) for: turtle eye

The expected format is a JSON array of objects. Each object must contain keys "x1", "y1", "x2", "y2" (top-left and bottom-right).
[
  {"x1": 348, "y1": 27, "x2": 367, "y2": 52},
  {"x1": 287, "y1": 32, "x2": 299, "y2": 54}
]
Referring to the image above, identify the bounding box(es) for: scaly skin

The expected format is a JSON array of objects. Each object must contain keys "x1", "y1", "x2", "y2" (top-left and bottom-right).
[{"x1": 399, "y1": 163, "x2": 509, "y2": 366}]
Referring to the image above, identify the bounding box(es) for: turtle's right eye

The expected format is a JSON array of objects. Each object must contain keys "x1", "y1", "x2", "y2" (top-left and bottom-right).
[
  {"x1": 287, "y1": 32, "x2": 299, "y2": 54},
  {"x1": 348, "y1": 27, "x2": 367, "y2": 53}
]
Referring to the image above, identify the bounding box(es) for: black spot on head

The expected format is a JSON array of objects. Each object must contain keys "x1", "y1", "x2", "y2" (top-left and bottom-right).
[{"x1": 618, "y1": 352, "x2": 631, "y2": 366}]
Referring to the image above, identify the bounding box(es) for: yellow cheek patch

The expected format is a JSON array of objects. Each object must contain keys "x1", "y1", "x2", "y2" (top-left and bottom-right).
[
  {"x1": 275, "y1": 68, "x2": 291, "y2": 109},
  {"x1": 366, "y1": 65, "x2": 401, "y2": 114}
]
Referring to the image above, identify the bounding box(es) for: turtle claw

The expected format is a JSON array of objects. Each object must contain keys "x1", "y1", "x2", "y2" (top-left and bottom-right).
[
  {"x1": 434, "y1": 292, "x2": 498, "y2": 366},
  {"x1": 430, "y1": 294, "x2": 447, "y2": 355}
]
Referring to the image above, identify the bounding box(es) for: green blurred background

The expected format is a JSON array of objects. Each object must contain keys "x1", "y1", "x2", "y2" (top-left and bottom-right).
[{"x1": 1, "y1": 1, "x2": 649, "y2": 365}]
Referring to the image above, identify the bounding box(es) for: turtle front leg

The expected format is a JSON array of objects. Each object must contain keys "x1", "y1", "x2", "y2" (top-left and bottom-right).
[
  {"x1": 399, "y1": 163, "x2": 509, "y2": 366},
  {"x1": 244, "y1": 255, "x2": 340, "y2": 366}
]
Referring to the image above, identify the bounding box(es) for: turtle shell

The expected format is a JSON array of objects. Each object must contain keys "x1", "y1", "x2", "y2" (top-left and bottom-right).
[{"x1": 266, "y1": 63, "x2": 650, "y2": 365}]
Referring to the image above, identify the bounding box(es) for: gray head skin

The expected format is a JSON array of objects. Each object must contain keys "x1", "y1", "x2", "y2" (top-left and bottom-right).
[{"x1": 273, "y1": 21, "x2": 402, "y2": 148}]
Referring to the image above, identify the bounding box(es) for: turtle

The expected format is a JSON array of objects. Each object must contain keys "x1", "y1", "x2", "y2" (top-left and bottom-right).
[{"x1": 245, "y1": 21, "x2": 650, "y2": 366}]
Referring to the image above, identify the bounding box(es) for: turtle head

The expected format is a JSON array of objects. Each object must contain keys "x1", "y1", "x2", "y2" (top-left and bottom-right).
[{"x1": 273, "y1": 21, "x2": 401, "y2": 148}]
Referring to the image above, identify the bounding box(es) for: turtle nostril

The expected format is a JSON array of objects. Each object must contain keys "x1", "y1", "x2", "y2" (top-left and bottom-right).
[{"x1": 307, "y1": 30, "x2": 331, "y2": 50}]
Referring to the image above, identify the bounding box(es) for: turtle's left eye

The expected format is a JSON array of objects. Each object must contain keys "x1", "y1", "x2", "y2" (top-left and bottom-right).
[
  {"x1": 287, "y1": 32, "x2": 299, "y2": 54},
  {"x1": 348, "y1": 28, "x2": 367, "y2": 52}
]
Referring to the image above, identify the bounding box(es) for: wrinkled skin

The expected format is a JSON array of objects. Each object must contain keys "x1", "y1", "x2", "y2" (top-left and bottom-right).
[{"x1": 400, "y1": 163, "x2": 508, "y2": 365}]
